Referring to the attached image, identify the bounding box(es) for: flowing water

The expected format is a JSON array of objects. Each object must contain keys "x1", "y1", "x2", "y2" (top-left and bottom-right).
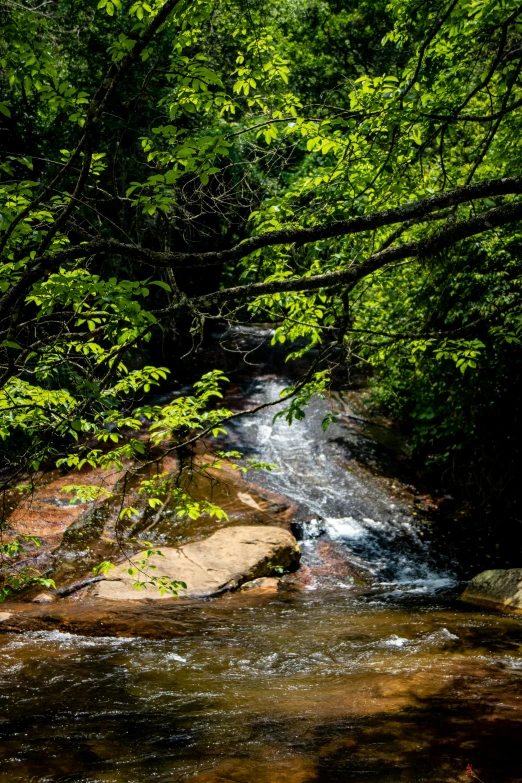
[{"x1": 1, "y1": 375, "x2": 522, "y2": 782}]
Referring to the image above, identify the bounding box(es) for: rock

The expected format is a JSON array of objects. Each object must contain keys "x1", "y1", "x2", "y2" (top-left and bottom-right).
[
  {"x1": 291, "y1": 517, "x2": 327, "y2": 541},
  {"x1": 31, "y1": 592, "x2": 57, "y2": 604},
  {"x1": 240, "y1": 576, "x2": 279, "y2": 592},
  {"x1": 237, "y1": 491, "x2": 263, "y2": 511},
  {"x1": 0, "y1": 601, "x2": 194, "y2": 638},
  {"x1": 461, "y1": 568, "x2": 522, "y2": 612},
  {"x1": 93, "y1": 525, "x2": 300, "y2": 601},
  {"x1": 7, "y1": 466, "x2": 125, "y2": 558},
  {"x1": 5, "y1": 453, "x2": 297, "y2": 599}
]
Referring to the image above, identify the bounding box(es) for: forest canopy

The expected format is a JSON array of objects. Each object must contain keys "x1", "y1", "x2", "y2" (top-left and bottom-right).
[{"x1": 2, "y1": 0, "x2": 522, "y2": 593}]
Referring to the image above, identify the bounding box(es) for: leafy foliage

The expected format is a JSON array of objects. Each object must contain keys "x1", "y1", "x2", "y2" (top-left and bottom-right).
[{"x1": 2, "y1": 0, "x2": 522, "y2": 593}]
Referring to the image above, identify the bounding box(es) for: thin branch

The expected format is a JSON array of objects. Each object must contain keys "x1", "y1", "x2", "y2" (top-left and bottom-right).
[
  {"x1": 191, "y1": 197, "x2": 522, "y2": 307},
  {"x1": 16, "y1": 174, "x2": 522, "y2": 274}
]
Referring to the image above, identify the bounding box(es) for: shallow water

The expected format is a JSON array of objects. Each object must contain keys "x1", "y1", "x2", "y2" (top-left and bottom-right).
[{"x1": 1, "y1": 376, "x2": 522, "y2": 782}]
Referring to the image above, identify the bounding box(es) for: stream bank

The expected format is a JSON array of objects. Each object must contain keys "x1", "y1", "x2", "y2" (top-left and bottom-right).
[{"x1": 1, "y1": 332, "x2": 522, "y2": 782}]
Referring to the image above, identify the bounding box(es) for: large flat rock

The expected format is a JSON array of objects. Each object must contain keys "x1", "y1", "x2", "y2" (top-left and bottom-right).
[
  {"x1": 93, "y1": 525, "x2": 300, "y2": 600},
  {"x1": 461, "y1": 568, "x2": 522, "y2": 612}
]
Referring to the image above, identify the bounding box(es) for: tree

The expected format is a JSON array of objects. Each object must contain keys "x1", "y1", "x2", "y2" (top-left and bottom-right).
[{"x1": 2, "y1": 0, "x2": 522, "y2": 593}]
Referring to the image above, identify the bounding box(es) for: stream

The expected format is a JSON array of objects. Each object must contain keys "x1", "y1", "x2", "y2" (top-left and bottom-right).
[{"x1": 1, "y1": 369, "x2": 522, "y2": 782}]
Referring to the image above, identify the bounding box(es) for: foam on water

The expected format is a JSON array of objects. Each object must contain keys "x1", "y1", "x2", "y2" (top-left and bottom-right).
[{"x1": 382, "y1": 635, "x2": 409, "y2": 647}]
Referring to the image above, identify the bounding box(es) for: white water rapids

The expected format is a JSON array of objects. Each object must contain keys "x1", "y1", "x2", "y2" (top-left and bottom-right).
[{"x1": 230, "y1": 378, "x2": 456, "y2": 592}]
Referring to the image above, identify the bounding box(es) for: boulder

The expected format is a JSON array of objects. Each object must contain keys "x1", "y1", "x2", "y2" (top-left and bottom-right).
[
  {"x1": 93, "y1": 525, "x2": 300, "y2": 601},
  {"x1": 461, "y1": 568, "x2": 522, "y2": 612}
]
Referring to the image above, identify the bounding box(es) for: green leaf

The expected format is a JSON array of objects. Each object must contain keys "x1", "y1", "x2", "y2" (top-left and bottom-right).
[{"x1": 150, "y1": 280, "x2": 171, "y2": 292}]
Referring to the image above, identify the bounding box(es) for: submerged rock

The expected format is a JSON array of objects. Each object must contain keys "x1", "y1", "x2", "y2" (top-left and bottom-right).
[
  {"x1": 93, "y1": 525, "x2": 300, "y2": 600},
  {"x1": 192, "y1": 757, "x2": 316, "y2": 783},
  {"x1": 461, "y1": 568, "x2": 522, "y2": 612}
]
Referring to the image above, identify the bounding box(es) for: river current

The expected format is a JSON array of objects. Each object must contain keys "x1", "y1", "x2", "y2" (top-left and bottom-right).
[{"x1": 1, "y1": 374, "x2": 522, "y2": 782}]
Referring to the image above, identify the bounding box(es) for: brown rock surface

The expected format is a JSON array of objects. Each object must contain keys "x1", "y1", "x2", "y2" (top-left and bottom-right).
[
  {"x1": 2, "y1": 454, "x2": 297, "y2": 601},
  {"x1": 7, "y1": 466, "x2": 125, "y2": 550},
  {"x1": 461, "y1": 568, "x2": 522, "y2": 612},
  {"x1": 240, "y1": 576, "x2": 280, "y2": 591},
  {"x1": 0, "y1": 600, "x2": 193, "y2": 637},
  {"x1": 32, "y1": 592, "x2": 56, "y2": 604},
  {"x1": 93, "y1": 525, "x2": 300, "y2": 600},
  {"x1": 0, "y1": 580, "x2": 294, "y2": 638}
]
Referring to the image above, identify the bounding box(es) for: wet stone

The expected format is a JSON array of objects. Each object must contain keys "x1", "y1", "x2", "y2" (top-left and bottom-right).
[
  {"x1": 291, "y1": 517, "x2": 327, "y2": 541},
  {"x1": 461, "y1": 568, "x2": 522, "y2": 612},
  {"x1": 240, "y1": 576, "x2": 279, "y2": 591}
]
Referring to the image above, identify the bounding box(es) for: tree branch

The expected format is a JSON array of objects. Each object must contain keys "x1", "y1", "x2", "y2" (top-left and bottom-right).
[
  {"x1": 191, "y1": 197, "x2": 522, "y2": 306},
  {"x1": 22, "y1": 174, "x2": 522, "y2": 274}
]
